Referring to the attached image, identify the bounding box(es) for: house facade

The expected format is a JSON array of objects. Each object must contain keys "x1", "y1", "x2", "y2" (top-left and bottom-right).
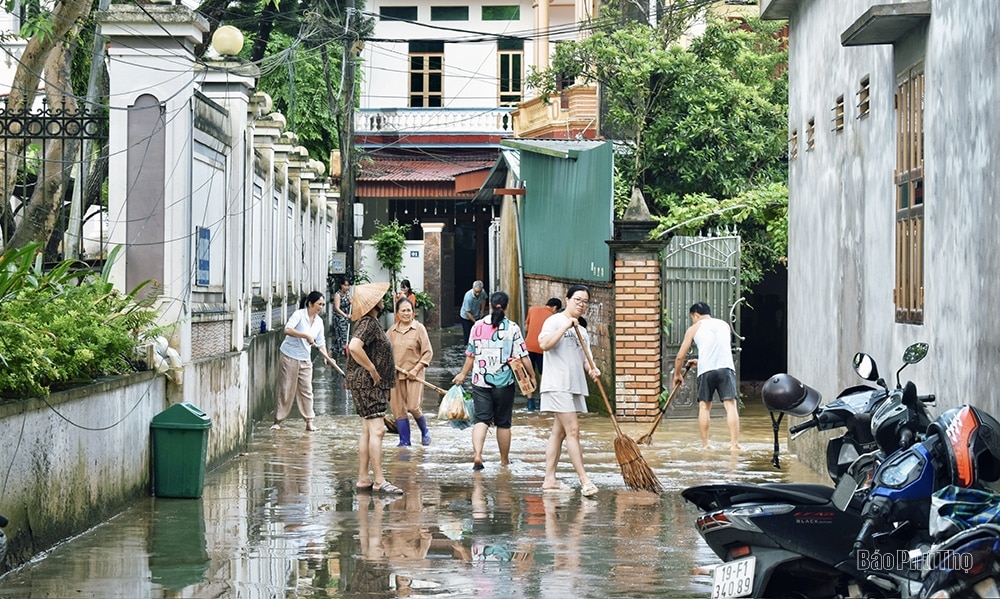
[
  {"x1": 354, "y1": 0, "x2": 601, "y2": 320},
  {"x1": 761, "y1": 0, "x2": 1000, "y2": 468}
]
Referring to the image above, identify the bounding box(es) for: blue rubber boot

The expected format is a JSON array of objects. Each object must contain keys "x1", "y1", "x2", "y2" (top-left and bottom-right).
[
  {"x1": 396, "y1": 417, "x2": 411, "y2": 446},
  {"x1": 416, "y1": 415, "x2": 431, "y2": 446},
  {"x1": 526, "y1": 397, "x2": 537, "y2": 411}
]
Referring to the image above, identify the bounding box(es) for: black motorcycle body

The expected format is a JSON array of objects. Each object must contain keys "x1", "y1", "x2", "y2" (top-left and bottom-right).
[{"x1": 683, "y1": 482, "x2": 875, "y2": 597}]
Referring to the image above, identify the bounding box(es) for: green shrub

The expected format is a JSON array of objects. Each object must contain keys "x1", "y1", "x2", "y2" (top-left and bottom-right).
[{"x1": 0, "y1": 244, "x2": 159, "y2": 400}]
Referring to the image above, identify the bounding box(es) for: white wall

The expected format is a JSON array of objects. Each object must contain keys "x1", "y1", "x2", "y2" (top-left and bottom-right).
[
  {"x1": 355, "y1": 239, "x2": 425, "y2": 293},
  {"x1": 361, "y1": 0, "x2": 544, "y2": 109}
]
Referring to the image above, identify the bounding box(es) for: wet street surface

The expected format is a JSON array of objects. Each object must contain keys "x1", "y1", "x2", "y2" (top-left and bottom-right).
[{"x1": 0, "y1": 328, "x2": 824, "y2": 598}]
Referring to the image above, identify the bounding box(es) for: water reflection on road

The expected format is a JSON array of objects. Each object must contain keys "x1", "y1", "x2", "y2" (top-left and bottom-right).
[{"x1": 0, "y1": 328, "x2": 825, "y2": 598}]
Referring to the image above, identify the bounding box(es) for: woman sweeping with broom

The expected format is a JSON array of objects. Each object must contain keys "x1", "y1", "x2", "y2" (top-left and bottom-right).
[{"x1": 538, "y1": 284, "x2": 601, "y2": 497}]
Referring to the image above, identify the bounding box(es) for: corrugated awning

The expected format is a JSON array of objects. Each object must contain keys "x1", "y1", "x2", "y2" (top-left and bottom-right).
[
  {"x1": 356, "y1": 154, "x2": 497, "y2": 199},
  {"x1": 474, "y1": 149, "x2": 521, "y2": 202}
]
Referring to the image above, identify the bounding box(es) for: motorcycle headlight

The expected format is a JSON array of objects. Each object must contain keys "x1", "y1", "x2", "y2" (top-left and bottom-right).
[{"x1": 877, "y1": 451, "x2": 926, "y2": 488}]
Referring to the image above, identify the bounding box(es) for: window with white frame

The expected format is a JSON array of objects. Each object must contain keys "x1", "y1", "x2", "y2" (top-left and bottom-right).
[
  {"x1": 409, "y1": 41, "x2": 444, "y2": 107},
  {"x1": 498, "y1": 39, "x2": 523, "y2": 106}
]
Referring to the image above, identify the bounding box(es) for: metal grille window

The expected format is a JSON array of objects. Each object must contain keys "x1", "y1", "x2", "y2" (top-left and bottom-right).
[
  {"x1": 833, "y1": 95, "x2": 845, "y2": 132},
  {"x1": 858, "y1": 75, "x2": 871, "y2": 118},
  {"x1": 498, "y1": 39, "x2": 523, "y2": 106},
  {"x1": 409, "y1": 41, "x2": 444, "y2": 107},
  {"x1": 894, "y1": 63, "x2": 924, "y2": 324}
]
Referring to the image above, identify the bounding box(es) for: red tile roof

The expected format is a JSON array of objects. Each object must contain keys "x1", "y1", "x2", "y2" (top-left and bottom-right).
[{"x1": 357, "y1": 156, "x2": 496, "y2": 182}]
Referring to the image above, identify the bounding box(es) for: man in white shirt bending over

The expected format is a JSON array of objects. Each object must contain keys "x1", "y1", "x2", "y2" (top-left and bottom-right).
[{"x1": 673, "y1": 302, "x2": 739, "y2": 451}]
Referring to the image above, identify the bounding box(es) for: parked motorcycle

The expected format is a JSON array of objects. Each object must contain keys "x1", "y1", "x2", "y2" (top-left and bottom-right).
[
  {"x1": 682, "y1": 343, "x2": 934, "y2": 598},
  {"x1": 850, "y1": 404, "x2": 1000, "y2": 595}
]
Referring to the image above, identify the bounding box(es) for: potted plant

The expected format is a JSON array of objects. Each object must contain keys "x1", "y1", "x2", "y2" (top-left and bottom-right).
[
  {"x1": 413, "y1": 289, "x2": 435, "y2": 322},
  {"x1": 371, "y1": 220, "x2": 409, "y2": 327}
]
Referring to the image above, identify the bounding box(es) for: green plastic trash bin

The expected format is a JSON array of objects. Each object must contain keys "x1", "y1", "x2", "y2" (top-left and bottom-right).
[{"x1": 150, "y1": 403, "x2": 212, "y2": 498}]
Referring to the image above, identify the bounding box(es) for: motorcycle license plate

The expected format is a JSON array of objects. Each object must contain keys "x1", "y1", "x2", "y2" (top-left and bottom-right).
[{"x1": 712, "y1": 556, "x2": 755, "y2": 598}]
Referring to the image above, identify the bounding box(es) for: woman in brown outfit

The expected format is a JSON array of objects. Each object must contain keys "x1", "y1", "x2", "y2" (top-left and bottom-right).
[
  {"x1": 386, "y1": 297, "x2": 433, "y2": 446},
  {"x1": 346, "y1": 282, "x2": 403, "y2": 494}
]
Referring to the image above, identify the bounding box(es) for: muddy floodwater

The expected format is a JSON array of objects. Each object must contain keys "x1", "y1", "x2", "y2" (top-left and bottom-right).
[{"x1": 0, "y1": 328, "x2": 825, "y2": 598}]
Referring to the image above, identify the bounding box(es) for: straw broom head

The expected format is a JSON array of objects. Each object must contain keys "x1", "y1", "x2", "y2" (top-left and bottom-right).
[
  {"x1": 571, "y1": 322, "x2": 663, "y2": 494},
  {"x1": 614, "y1": 435, "x2": 664, "y2": 494}
]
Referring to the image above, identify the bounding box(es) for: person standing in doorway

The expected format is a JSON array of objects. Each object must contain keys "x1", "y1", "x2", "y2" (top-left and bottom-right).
[
  {"x1": 523, "y1": 297, "x2": 562, "y2": 411},
  {"x1": 538, "y1": 284, "x2": 600, "y2": 497},
  {"x1": 452, "y1": 291, "x2": 534, "y2": 470},
  {"x1": 346, "y1": 282, "x2": 404, "y2": 494},
  {"x1": 272, "y1": 291, "x2": 339, "y2": 432},
  {"x1": 386, "y1": 297, "x2": 434, "y2": 446},
  {"x1": 673, "y1": 302, "x2": 740, "y2": 451},
  {"x1": 458, "y1": 280, "x2": 486, "y2": 342}
]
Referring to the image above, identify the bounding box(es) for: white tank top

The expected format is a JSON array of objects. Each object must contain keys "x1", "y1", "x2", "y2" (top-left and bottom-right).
[{"x1": 693, "y1": 317, "x2": 735, "y2": 374}]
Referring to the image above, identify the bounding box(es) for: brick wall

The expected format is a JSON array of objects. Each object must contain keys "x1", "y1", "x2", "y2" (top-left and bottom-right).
[
  {"x1": 612, "y1": 250, "x2": 662, "y2": 422},
  {"x1": 523, "y1": 274, "x2": 612, "y2": 400}
]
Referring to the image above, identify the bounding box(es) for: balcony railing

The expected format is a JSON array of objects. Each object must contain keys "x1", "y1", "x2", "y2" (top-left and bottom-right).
[{"x1": 356, "y1": 107, "x2": 515, "y2": 135}]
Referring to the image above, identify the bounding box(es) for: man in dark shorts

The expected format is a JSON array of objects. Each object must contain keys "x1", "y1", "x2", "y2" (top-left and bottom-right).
[{"x1": 673, "y1": 302, "x2": 740, "y2": 450}]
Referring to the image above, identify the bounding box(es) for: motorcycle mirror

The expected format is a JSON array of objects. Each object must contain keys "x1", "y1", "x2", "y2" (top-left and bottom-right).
[
  {"x1": 902, "y1": 342, "x2": 928, "y2": 364},
  {"x1": 895, "y1": 342, "x2": 928, "y2": 388},
  {"x1": 853, "y1": 352, "x2": 879, "y2": 382}
]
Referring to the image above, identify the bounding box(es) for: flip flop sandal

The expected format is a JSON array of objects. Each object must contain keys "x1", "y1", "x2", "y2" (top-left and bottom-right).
[
  {"x1": 375, "y1": 481, "x2": 405, "y2": 495},
  {"x1": 581, "y1": 482, "x2": 599, "y2": 497},
  {"x1": 542, "y1": 482, "x2": 573, "y2": 493}
]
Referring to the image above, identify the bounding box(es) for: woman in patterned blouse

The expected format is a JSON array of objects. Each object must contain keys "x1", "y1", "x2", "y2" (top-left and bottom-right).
[{"x1": 346, "y1": 282, "x2": 404, "y2": 495}]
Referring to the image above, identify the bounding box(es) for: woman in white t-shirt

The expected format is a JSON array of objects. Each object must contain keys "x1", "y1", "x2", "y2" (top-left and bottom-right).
[
  {"x1": 272, "y1": 291, "x2": 338, "y2": 431},
  {"x1": 537, "y1": 284, "x2": 601, "y2": 497}
]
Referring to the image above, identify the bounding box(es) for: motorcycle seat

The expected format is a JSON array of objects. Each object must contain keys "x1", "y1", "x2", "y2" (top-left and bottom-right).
[{"x1": 683, "y1": 483, "x2": 837, "y2": 511}]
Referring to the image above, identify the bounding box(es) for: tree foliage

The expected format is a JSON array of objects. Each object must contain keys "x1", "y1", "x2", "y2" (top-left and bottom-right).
[
  {"x1": 529, "y1": 14, "x2": 789, "y2": 286},
  {"x1": 645, "y1": 18, "x2": 788, "y2": 199}
]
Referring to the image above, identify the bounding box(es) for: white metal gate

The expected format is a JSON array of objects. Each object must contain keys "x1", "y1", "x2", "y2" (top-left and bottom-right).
[{"x1": 661, "y1": 234, "x2": 742, "y2": 415}]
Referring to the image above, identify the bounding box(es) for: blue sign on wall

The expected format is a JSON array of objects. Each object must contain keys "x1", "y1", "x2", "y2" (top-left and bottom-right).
[{"x1": 196, "y1": 227, "x2": 210, "y2": 286}]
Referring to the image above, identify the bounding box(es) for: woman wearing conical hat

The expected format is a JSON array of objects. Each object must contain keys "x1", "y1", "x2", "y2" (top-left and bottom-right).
[{"x1": 345, "y1": 282, "x2": 404, "y2": 495}]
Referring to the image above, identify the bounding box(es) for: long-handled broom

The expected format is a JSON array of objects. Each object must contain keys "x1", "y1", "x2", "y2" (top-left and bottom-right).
[
  {"x1": 636, "y1": 363, "x2": 691, "y2": 445},
  {"x1": 574, "y1": 323, "x2": 663, "y2": 495},
  {"x1": 396, "y1": 366, "x2": 448, "y2": 397}
]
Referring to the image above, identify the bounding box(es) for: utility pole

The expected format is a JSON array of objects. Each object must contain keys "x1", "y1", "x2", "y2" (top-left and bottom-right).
[{"x1": 339, "y1": 0, "x2": 358, "y2": 279}]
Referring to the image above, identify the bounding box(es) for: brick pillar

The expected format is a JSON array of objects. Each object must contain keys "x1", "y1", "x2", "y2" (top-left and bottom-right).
[
  {"x1": 609, "y1": 245, "x2": 663, "y2": 422},
  {"x1": 607, "y1": 187, "x2": 663, "y2": 422},
  {"x1": 422, "y1": 222, "x2": 445, "y2": 329}
]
